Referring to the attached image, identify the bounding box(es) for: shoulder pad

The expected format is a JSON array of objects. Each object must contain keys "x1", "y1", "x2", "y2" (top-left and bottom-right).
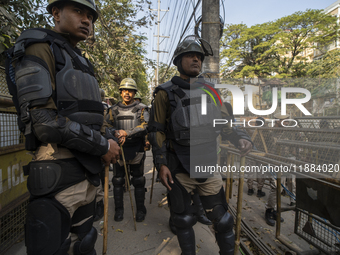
[{"x1": 153, "y1": 80, "x2": 173, "y2": 97}]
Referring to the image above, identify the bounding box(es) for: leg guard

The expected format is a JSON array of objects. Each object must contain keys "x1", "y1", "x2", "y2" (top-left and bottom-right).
[
  {"x1": 200, "y1": 188, "x2": 235, "y2": 255},
  {"x1": 171, "y1": 213, "x2": 197, "y2": 255},
  {"x1": 112, "y1": 176, "x2": 125, "y2": 210},
  {"x1": 25, "y1": 198, "x2": 71, "y2": 255},
  {"x1": 131, "y1": 176, "x2": 146, "y2": 211},
  {"x1": 71, "y1": 200, "x2": 97, "y2": 255},
  {"x1": 169, "y1": 178, "x2": 197, "y2": 255},
  {"x1": 73, "y1": 227, "x2": 97, "y2": 255}
]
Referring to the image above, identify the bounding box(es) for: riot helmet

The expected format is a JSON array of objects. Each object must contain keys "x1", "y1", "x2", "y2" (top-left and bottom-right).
[
  {"x1": 119, "y1": 78, "x2": 138, "y2": 91},
  {"x1": 173, "y1": 35, "x2": 213, "y2": 66},
  {"x1": 47, "y1": 0, "x2": 98, "y2": 23},
  {"x1": 134, "y1": 92, "x2": 142, "y2": 101}
]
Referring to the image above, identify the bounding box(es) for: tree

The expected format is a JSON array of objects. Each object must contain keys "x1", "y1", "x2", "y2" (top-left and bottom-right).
[
  {"x1": 81, "y1": 0, "x2": 154, "y2": 100},
  {"x1": 307, "y1": 49, "x2": 340, "y2": 78},
  {"x1": 220, "y1": 9, "x2": 338, "y2": 79},
  {"x1": 220, "y1": 22, "x2": 276, "y2": 79},
  {"x1": 0, "y1": 0, "x2": 50, "y2": 65},
  {"x1": 271, "y1": 9, "x2": 338, "y2": 78}
]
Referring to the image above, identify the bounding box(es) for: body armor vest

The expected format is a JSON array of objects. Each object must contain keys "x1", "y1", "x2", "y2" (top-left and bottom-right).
[
  {"x1": 111, "y1": 101, "x2": 142, "y2": 130},
  {"x1": 56, "y1": 48, "x2": 103, "y2": 129},
  {"x1": 157, "y1": 78, "x2": 222, "y2": 173},
  {"x1": 159, "y1": 80, "x2": 221, "y2": 147}
]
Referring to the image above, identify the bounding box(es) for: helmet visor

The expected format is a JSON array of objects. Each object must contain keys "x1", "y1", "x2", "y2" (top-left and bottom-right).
[{"x1": 178, "y1": 35, "x2": 213, "y2": 57}]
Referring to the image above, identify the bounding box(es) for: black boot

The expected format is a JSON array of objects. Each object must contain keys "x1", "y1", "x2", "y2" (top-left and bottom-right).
[
  {"x1": 192, "y1": 193, "x2": 212, "y2": 225},
  {"x1": 94, "y1": 200, "x2": 104, "y2": 222},
  {"x1": 265, "y1": 209, "x2": 275, "y2": 226},
  {"x1": 215, "y1": 230, "x2": 235, "y2": 255},
  {"x1": 273, "y1": 210, "x2": 284, "y2": 222},
  {"x1": 135, "y1": 186, "x2": 147, "y2": 222},
  {"x1": 176, "y1": 228, "x2": 196, "y2": 255},
  {"x1": 248, "y1": 188, "x2": 254, "y2": 195},
  {"x1": 257, "y1": 189, "x2": 266, "y2": 197}
]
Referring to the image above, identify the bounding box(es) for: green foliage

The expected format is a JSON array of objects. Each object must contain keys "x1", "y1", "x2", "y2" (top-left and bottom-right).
[
  {"x1": 0, "y1": 0, "x2": 51, "y2": 64},
  {"x1": 81, "y1": 0, "x2": 154, "y2": 102},
  {"x1": 220, "y1": 9, "x2": 338, "y2": 80},
  {"x1": 307, "y1": 49, "x2": 340, "y2": 78}
]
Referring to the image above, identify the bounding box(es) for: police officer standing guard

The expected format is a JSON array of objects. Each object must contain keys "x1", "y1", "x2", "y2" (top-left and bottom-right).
[
  {"x1": 107, "y1": 78, "x2": 149, "y2": 222},
  {"x1": 7, "y1": 0, "x2": 121, "y2": 254},
  {"x1": 148, "y1": 35, "x2": 252, "y2": 255}
]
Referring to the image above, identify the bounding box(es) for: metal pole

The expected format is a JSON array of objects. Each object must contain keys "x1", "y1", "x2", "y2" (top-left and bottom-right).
[
  {"x1": 201, "y1": 0, "x2": 220, "y2": 80},
  {"x1": 234, "y1": 156, "x2": 246, "y2": 255},
  {"x1": 156, "y1": 0, "x2": 160, "y2": 87}
]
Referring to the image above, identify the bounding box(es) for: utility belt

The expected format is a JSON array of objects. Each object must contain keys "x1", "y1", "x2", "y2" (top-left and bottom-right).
[{"x1": 24, "y1": 158, "x2": 88, "y2": 198}]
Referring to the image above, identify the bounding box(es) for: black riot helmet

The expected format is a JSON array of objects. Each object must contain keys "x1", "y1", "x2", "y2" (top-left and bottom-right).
[
  {"x1": 173, "y1": 35, "x2": 213, "y2": 65},
  {"x1": 173, "y1": 35, "x2": 213, "y2": 76}
]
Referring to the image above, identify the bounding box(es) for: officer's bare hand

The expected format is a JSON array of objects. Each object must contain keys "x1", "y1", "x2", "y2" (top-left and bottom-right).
[
  {"x1": 119, "y1": 136, "x2": 126, "y2": 146},
  {"x1": 159, "y1": 165, "x2": 174, "y2": 190},
  {"x1": 115, "y1": 130, "x2": 127, "y2": 138},
  {"x1": 102, "y1": 139, "x2": 121, "y2": 165},
  {"x1": 238, "y1": 139, "x2": 252, "y2": 156}
]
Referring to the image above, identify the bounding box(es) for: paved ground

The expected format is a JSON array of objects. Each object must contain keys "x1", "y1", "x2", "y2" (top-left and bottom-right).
[
  {"x1": 4, "y1": 151, "x2": 219, "y2": 255},
  {"x1": 4, "y1": 150, "x2": 322, "y2": 255}
]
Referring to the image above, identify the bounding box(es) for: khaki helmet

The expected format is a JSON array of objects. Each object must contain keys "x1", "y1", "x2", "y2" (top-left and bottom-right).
[
  {"x1": 99, "y1": 88, "x2": 105, "y2": 101},
  {"x1": 173, "y1": 35, "x2": 213, "y2": 66},
  {"x1": 119, "y1": 78, "x2": 137, "y2": 91},
  {"x1": 134, "y1": 92, "x2": 142, "y2": 100},
  {"x1": 47, "y1": 0, "x2": 98, "y2": 23}
]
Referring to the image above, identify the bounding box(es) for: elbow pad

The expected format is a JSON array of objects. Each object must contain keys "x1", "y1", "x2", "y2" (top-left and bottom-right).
[{"x1": 31, "y1": 109, "x2": 108, "y2": 156}]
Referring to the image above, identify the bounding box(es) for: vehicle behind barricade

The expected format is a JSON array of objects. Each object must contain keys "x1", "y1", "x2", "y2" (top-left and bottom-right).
[
  {"x1": 220, "y1": 118, "x2": 340, "y2": 254},
  {"x1": 0, "y1": 66, "x2": 31, "y2": 254}
]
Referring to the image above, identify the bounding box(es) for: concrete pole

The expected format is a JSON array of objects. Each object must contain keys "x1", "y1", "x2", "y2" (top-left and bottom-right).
[
  {"x1": 201, "y1": 0, "x2": 220, "y2": 81},
  {"x1": 156, "y1": 0, "x2": 160, "y2": 87}
]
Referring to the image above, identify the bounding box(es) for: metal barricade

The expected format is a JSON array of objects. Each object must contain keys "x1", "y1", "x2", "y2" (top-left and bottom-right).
[{"x1": 220, "y1": 124, "x2": 340, "y2": 255}]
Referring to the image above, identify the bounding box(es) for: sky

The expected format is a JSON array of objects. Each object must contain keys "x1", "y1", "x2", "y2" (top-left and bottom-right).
[{"x1": 144, "y1": 0, "x2": 338, "y2": 69}]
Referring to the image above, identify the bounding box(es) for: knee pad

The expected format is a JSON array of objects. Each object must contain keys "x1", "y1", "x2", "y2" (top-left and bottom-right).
[
  {"x1": 112, "y1": 176, "x2": 125, "y2": 186},
  {"x1": 214, "y1": 210, "x2": 234, "y2": 233},
  {"x1": 171, "y1": 213, "x2": 197, "y2": 229},
  {"x1": 26, "y1": 198, "x2": 71, "y2": 255},
  {"x1": 131, "y1": 176, "x2": 145, "y2": 188},
  {"x1": 73, "y1": 227, "x2": 97, "y2": 255},
  {"x1": 168, "y1": 178, "x2": 192, "y2": 214}
]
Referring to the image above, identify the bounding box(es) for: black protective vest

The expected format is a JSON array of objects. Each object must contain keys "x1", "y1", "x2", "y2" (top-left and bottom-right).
[
  {"x1": 110, "y1": 101, "x2": 145, "y2": 160},
  {"x1": 7, "y1": 28, "x2": 104, "y2": 174},
  {"x1": 111, "y1": 101, "x2": 143, "y2": 130},
  {"x1": 156, "y1": 77, "x2": 222, "y2": 173}
]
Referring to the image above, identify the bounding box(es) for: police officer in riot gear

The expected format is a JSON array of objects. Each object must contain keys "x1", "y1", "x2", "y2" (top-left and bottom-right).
[
  {"x1": 107, "y1": 78, "x2": 149, "y2": 222},
  {"x1": 148, "y1": 35, "x2": 252, "y2": 255},
  {"x1": 8, "y1": 1, "x2": 121, "y2": 254},
  {"x1": 134, "y1": 91, "x2": 142, "y2": 103}
]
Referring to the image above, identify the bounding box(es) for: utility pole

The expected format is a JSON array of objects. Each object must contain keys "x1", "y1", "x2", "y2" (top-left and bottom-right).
[
  {"x1": 201, "y1": 0, "x2": 220, "y2": 82},
  {"x1": 151, "y1": 0, "x2": 169, "y2": 87}
]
